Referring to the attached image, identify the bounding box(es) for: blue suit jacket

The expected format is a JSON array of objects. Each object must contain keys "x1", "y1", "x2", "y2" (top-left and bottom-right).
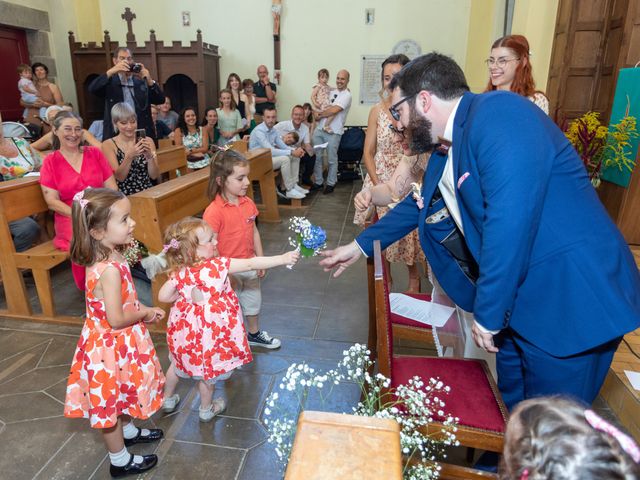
[{"x1": 358, "y1": 91, "x2": 640, "y2": 357}]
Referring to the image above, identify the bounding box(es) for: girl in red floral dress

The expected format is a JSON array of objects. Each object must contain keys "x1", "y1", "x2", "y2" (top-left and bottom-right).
[
  {"x1": 64, "y1": 188, "x2": 167, "y2": 478},
  {"x1": 158, "y1": 217, "x2": 299, "y2": 422}
]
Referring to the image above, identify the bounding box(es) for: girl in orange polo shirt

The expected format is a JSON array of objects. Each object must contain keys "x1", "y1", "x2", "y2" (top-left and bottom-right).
[{"x1": 203, "y1": 150, "x2": 282, "y2": 349}]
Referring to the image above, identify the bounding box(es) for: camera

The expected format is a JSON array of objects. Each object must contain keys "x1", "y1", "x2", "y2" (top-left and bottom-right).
[{"x1": 129, "y1": 63, "x2": 142, "y2": 74}]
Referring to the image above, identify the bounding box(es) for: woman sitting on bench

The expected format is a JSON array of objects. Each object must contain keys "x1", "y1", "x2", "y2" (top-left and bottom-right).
[
  {"x1": 0, "y1": 112, "x2": 42, "y2": 252},
  {"x1": 39, "y1": 111, "x2": 117, "y2": 288}
]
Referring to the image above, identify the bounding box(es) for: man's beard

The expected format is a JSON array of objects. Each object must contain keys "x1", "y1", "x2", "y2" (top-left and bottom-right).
[{"x1": 407, "y1": 110, "x2": 435, "y2": 154}]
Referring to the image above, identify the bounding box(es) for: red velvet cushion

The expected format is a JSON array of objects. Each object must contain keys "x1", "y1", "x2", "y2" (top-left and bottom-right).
[
  {"x1": 390, "y1": 293, "x2": 435, "y2": 329},
  {"x1": 392, "y1": 356, "x2": 506, "y2": 433}
]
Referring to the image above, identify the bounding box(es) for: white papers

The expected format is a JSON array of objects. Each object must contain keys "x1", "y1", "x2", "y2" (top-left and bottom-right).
[
  {"x1": 624, "y1": 370, "x2": 640, "y2": 391},
  {"x1": 24, "y1": 172, "x2": 40, "y2": 177},
  {"x1": 389, "y1": 293, "x2": 455, "y2": 328},
  {"x1": 313, "y1": 142, "x2": 329, "y2": 149}
]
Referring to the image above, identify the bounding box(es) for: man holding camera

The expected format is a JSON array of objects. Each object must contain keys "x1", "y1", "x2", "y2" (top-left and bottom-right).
[{"x1": 89, "y1": 46, "x2": 165, "y2": 141}]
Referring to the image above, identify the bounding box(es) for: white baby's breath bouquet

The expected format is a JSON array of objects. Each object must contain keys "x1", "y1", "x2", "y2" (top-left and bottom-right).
[{"x1": 263, "y1": 344, "x2": 458, "y2": 478}]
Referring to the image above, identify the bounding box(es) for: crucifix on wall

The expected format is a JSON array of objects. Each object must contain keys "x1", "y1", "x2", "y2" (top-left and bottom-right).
[
  {"x1": 272, "y1": 0, "x2": 282, "y2": 84},
  {"x1": 122, "y1": 7, "x2": 137, "y2": 42}
]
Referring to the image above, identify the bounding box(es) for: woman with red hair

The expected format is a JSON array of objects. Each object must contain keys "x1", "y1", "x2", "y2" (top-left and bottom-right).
[{"x1": 484, "y1": 34, "x2": 549, "y2": 114}]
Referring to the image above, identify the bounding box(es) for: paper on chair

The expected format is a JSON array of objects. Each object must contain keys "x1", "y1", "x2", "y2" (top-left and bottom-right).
[
  {"x1": 624, "y1": 370, "x2": 640, "y2": 391},
  {"x1": 389, "y1": 293, "x2": 455, "y2": 328},
  {"x1": 313, "y1": 142, "x2": 329, "y2": 149},
  {"x1": 24, "y1": 172, "x2": 40, "y2": 177}
]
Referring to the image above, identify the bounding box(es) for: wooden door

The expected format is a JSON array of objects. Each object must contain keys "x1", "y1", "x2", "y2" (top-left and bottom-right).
[
  {"x1": 546, "y1": 0, "x2": 625, "y2": 123},
  {"x1": 0, "y1": 26, "x2": 30, "y2": 121}
]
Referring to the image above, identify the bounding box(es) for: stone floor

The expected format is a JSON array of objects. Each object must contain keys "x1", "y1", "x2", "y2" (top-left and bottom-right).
[
  {"x1": 0, "y1": 180, "x2": 622, "y2": 479},
  {"x1": 0, "y1": 180, "x2": 395, "y2": 480}
]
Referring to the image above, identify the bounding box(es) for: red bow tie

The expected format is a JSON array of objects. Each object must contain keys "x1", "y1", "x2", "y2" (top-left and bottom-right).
[{"x1": 434, "y1": 137, "x2": 452, "y2": 155}]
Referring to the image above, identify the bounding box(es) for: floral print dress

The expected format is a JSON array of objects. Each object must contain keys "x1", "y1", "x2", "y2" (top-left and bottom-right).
[
  {"x1": 111, "y1": 139, "x2": 154, "y2": 195},
  {"x1": 64, "y1": 260, "x2": 165, "y2": 429},
  {"x1": 354, "y1": 106, "x2": 425, "y2": 265},
  {"x1": 182, "y1": 128, "x2": 211, "y2": 170},
  {"x1": 166, "y1": 257, "x2": 252, "y2": 382}
]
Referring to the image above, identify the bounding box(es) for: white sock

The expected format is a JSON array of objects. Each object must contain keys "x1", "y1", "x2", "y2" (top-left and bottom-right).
[
  {"x1": 109, "y1": 447, "x2": 143, "y2": 467},
  {"x1": 122, "y1": 422, "x2": 150, "y2": 439}
]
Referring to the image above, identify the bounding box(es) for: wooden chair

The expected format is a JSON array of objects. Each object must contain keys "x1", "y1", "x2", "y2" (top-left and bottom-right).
[
  {"x1": 372, "y1": 240, "x2": 507, "y2": 479},
  {"x1": 0, "y1": 177, "x2": 77, "y2": 324},
  {"x1": 365, "y1": 216, "x2": 463, "y2": 359}
]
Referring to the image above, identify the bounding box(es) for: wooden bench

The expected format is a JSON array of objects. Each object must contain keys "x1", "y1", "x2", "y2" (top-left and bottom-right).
[
  {"x1": 156, "y1": 145, "x2": 187, "y2": 180},
  {"x1": 244, "y1": 148, "x2": 281, "y2": 223},
  {"x1": 0, "y1": 176, "x2": 77, "y2": 324},
  {"x1": 157, "y1": 138, "x2": 174, "y2": 149}
]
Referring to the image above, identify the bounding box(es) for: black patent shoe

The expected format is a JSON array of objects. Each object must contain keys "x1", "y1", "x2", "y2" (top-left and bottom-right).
[
  {"x1": 110, "y1": 454, "x2": 158, "y2": 478},
  {"x1": 123, "y1": 428, "x2": 164, "y2": 446}
]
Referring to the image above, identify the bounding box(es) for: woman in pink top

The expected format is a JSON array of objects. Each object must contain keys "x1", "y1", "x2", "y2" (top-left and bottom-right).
[{"x1": 39, "y1": 111, "x2": 116, "y2": 287}]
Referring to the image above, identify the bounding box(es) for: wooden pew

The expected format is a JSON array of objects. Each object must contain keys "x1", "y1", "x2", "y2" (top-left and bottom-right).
[
  {"x1": 156, "y1": 145, "x2": 187, "y2": 180},
  {"x1": 244, "y1": 148, "x2": 281, "y2": 223},
  {"x1": 0, "y1": 176, "x2": 78, "y2": 325},
  {"x1": 229, "y1": 139, "x2": 248, "y2": 153},
  {"x1": 158, "y1": 138, "x2": 174, "y2": 149}
]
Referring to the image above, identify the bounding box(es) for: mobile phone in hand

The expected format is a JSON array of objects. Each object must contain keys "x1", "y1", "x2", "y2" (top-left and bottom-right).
[{"x1": 135, "y1": 129, "x2": 146, "y2": 143}]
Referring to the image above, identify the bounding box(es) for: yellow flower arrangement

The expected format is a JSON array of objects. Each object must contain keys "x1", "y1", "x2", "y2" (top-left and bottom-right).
[{"x1": 564, "y1": 111, "x2": 638, "y2": 187}]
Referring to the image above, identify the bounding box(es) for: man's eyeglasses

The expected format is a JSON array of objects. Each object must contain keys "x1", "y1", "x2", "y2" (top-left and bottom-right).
[
  {"x1": 388, "y1": 124, "x2": 405, "y2": 138},
  {"x1": 389, "y1": 93, "x2": 417, "y2": 121},
  {"x1": 484, "y1": 57, "x2": 520, "y2": 68}
]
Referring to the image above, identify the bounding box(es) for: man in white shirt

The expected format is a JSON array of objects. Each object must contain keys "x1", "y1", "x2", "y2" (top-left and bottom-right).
[
  {"x1": 249, "y1": 107, "x2": 307, "y2": 199},
  {"x1": 311, "y1": 69, "x2": 352, "y2": 194},
  {"x1": 275, "y1": 105, "x2": 315, "y2": 186}
]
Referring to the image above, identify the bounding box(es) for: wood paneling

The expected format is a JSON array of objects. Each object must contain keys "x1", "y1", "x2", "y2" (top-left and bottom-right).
[{"x1": 68, "y1": 27, "x2": 220, "y2": 127}]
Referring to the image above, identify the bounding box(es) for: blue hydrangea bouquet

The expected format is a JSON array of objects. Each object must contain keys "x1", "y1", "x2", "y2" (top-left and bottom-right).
[{"x1": 288, "y1": 217, "x2": 327, "y2": 263}]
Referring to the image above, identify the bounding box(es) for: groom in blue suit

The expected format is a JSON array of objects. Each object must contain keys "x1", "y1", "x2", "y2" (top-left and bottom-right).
[{"x1": 320, "y1": 53, "x2": 640, "y2": 409}]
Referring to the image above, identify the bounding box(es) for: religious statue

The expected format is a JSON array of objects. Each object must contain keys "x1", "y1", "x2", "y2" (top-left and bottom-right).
[{"x1": 272, "y1": 0, "x2": 282, "y2": 37}]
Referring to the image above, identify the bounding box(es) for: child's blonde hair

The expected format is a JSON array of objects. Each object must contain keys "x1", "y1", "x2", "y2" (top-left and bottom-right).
[
  {"x1": 163, "y1": 217, "x2": 209, "y2": 273},
  {"x1": 207, "y1": 149, "x2": 249, "y2": 200},
  {"x1": 500, "y1": 396, "x2": 640, "y2": 480},
  {"x1": 317, "y1": 68, "x2": 329, "y2": 79},
  {"x1": 70, "y1": 188, "x2": 127, "y2": 266}
]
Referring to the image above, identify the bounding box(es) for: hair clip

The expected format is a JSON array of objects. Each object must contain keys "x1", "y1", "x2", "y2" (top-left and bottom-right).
[
  {"x1": 162, "y1": 238, "x2": 180, "y2": 254},
  {"x1": 73, "y1": 190, "x2": 89, "y2": 209},
  {"x1": 585, "y1": 409, "x2": 640, "y2": 462}
]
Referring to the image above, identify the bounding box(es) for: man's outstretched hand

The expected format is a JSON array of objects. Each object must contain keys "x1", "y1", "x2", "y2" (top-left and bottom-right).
[{"x1": 319, "y1": 241, "x2": 362, "y2": 277}]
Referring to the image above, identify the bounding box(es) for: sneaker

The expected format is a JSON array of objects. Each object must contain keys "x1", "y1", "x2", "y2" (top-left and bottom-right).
[
  {"x1": 276, "y1": 188, "x2": 287, "y2": 199},
  {"x1": 309, "y1": 183, "x2": 324, "y2": 192},
  {"x1": 199, "y1": 398, "x2": 226, "y2": 422},
  {"x1": 285, "y1": 189, "x2": 306, "y2": 199},
  {"x1": 162, "y1": 393, "x2": 180, "y2": 413},
  {"x1": 294, "y1": 184, "x2": 309, "y2": 193},
  {"x1": 323, "y1": 185, "x2": 335, "y2": 194},
  {"x1": 248, "y1": 330, "x2": 282, "y2": 349}
]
